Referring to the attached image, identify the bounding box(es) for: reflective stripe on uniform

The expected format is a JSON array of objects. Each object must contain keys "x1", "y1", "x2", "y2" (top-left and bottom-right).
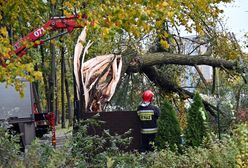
[
  {"x1": 141, "y1": 128, "x2": 158, "y2": 134},
  {"x1": 137, "y1": 110, "x2": 154, "y2": 121},
  {"x1": 137, "y1": 110, "x2": 154, "y2": 114}
]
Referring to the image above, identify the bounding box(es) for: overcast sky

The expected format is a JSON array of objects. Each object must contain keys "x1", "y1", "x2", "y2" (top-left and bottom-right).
[{"x1": 220, "y1": 0, "x2": 248, "y2": 52}]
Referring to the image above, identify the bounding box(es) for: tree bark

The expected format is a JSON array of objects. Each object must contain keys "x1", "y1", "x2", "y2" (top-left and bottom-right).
[
  {"x1": 141, "y1": 66, "x2": 220, "y2": 117},
  {"x1": 40, "y1": 46, "x2": 50, "y2": 112},
  {"x1": 32, "y1": 63, "x2": 42, "y2": 113},
  {"x1": 61, "y1": 45, "x2": 65, "y2": 128},
  {"x1": 128, "y1": 52, "x2": 237, "y2": 72},
  {"x1": 65, "y1": 70, "x2": 73, "y2": 127},
  {"x1": 194, "y1": 65, "x2": 208, "y2": 87},
  {"x1": 55, "y1": 69, "x2": 59, "y2": 125},
  {"x1": 122, "y1": 50, "x2": 238, "y2": 117}
]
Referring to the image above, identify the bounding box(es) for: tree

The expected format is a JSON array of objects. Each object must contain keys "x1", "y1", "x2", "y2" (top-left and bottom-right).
[
  {"x1": 0, "y1": 0, "x2": 247, "y2": 124},
  {"x1": 0, "y1": 0, "x2": 48, "y2": 93},
  {"x1": 155, "y1": 100, "x2": 181, "y2": 151},
  {"x1": 185, "y1": 92, "x2": 209, "y2": 147}
]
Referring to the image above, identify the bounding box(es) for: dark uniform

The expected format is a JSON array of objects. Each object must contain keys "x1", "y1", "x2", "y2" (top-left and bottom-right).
[{"x1": 137, "y1": 102, "x2": 160, "y2": 152}]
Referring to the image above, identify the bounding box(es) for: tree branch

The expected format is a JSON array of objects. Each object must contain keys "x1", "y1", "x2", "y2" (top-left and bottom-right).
[
  {"x1": 141, "y1": 66, "x2": 222, "y2": 117},
  {"x1": 128, "y1": 52, "x2": 237, "y2": 71}
]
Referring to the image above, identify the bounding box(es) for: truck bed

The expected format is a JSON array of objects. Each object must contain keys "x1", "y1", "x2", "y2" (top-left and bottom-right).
[{"x1": 0, "y1": 81, "x2": 33, "y2": 121}]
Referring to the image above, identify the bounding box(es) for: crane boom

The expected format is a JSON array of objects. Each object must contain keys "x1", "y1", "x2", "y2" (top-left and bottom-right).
[{"x1": 13, "y1": 15, "x2": 85, "y2": 58}]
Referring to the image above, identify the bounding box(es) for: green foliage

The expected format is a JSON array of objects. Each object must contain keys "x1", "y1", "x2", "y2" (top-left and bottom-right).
[
  {"x1": 232, "y1": 122, "x2": 248, "y2": 167},
  {"x1": 70, "y1": 118, "x2": 133, "y2": 167},
  {"x1": 0, "y1": 0, "x2": 234, "y2": 82},
  {"x1": 155, "y1": 100, "x2": 181, "y2": 151},
  {"x1": 0, "y1": 0, "x2": 48, "y2": 84},
  {"x1": 1, "y1": 122, "x2": 248, "y2": 167},
  {"x1": 109, "y1": 74, "x2": 145, "y2": 111},
  {"x1": 185, "y1": 92, "x2": 209, "y2": 147},
  {"x1": 148, "y1": 132, "x2": 244, "y2": 168},
  {"x1": 0, "y1": 126, "x2": 21, "y2": 168},
  {"x1": 23, "y1": 140, "x2": 78, "y2": 168}
]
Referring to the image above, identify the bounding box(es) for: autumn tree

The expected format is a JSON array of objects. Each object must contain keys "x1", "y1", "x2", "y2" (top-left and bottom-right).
[
  {"x1": 0, "y1": 0, "x2": 47, "y2": 93},
  {"x1": 0, "y1": 0, "x2": 247, "y2": 122}
]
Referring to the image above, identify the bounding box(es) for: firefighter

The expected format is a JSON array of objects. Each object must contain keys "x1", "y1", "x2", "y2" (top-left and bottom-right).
[{"x1": 137, "y1": 90, "x2": 160, "y2": 152}]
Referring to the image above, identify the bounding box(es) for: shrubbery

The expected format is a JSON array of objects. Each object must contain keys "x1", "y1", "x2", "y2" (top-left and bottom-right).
[
  {"x1": 185, "y1": 92, "x2": 209, "y2": 147},
  {"x1": 0, "y1": 126, "x2": 21, "y2": 167},
  {"x1": 1, "y1": 120, "x2": 248, "y2": 168},
  {"x1": 155, "y1": 100, "x2": 181, "y2": 151}
]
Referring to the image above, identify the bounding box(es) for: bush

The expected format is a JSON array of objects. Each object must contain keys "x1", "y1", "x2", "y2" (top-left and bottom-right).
[
  {"x1": 155, "y1": 100, "x2": 181, "y2": 151},
  {"x1": 1, "y1": 120, "x2": 248, "y2": 168},
  {"x1": 185, "y1": 92, "x2": 209, "y2": 147},
  {"x1": 70, "y1": 118, "x2": 133, "y2": 167},
  {"x1": 147, "y1": 134, "x2": 240, "y2": 168},
  {"x1": 23, "y1": 140, "x2": 78, "y2": 168},
  {"x1": 232, "y1": 122, "x2": 248, "y2": 167},
  {"x1": 0, "y1": 125, "x2": 22, "y2": 168}
]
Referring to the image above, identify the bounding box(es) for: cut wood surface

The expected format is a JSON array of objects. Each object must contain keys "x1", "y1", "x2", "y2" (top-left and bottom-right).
[
  {"x1": 73, "y1": 30, "x2": 122, "y2": 112},
  {"x1": 73, "y1": 27, "x2": 87, "y2": 100}
]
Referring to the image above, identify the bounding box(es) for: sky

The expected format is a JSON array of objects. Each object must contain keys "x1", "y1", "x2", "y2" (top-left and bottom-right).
[
  {"x1": 220, "y1": 0, "x2": 248, "y2": 52},
  {"x1": 180, "y1": 0, "x2": 248, "y2": 52}
]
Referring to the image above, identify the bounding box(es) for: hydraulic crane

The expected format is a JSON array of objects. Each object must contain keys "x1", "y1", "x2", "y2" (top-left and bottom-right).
[{"x1": 13, "y1": 15, "x2": 86, "y2": 58}]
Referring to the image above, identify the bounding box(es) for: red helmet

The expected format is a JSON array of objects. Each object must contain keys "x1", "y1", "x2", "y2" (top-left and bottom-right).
[{"x1": 142, "y1": 90, "x2": 154, "y2": 102}]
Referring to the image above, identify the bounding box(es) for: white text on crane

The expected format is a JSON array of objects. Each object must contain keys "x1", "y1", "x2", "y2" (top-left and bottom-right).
[{"x1": 34, "y1": 27, "x2": 45, "y2": 37}]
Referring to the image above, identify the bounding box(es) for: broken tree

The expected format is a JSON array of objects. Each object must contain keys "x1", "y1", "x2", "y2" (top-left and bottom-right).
[{"x1": 73, "y1": 28, "x2": 245, "y2": 117}]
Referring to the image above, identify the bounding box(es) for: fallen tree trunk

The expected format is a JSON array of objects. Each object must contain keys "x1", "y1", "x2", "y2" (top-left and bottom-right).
[
  {"x1": 128, "y1": 52, "x2": 238, "y2": 72},
  {"x1": 123, "y1": 50, "x2": 240, "y2": 117},
  {"x1": 74, "y1": 42, "x2": 240, "y2": 116},
  {"x1": 141, "y1": 66, "x2": 221, "y2": 117}
]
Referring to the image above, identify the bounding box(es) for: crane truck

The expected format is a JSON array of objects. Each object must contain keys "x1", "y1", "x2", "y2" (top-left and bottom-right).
[{"x1": 0, "y1": 14, "x2": 86, "y2": 149}]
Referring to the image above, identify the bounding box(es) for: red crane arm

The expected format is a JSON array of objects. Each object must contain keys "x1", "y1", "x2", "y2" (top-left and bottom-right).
[{"x1": 13, "y1": 15, "x2": 84, "y2": 58}]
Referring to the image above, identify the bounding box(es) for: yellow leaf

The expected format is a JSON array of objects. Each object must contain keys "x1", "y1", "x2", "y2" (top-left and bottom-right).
[
  {"x1": 155, "y1": 21, "x2": 163, "y2": 28},
  {"x1": 163, "y1": 32, "x2": 169, "y2": 38},
  {"x1": 50, "y1": 39, "x2": 56, "y2": 45},
  {"x1": 102, "y1": 27, "x2": 110, "y2": 36},
  {"x1": 33, "y1": 71, "x2": 43, "y2": 80},
  {"x1": 143, "y1": 24, "x2": 150, "y2": 33},
  {"x1": 34, "y1": 40, "x2": 41, "y2": 45},
  {"x1": 51, "y1": 0, "x2": 56, "y2": 5},
  {"x1": 0, "y1": 27, "x2": 8, "y2": 37},
  {"x1": 195, "y1": 25, "x2": 202, "y2": 33},
  {"x1": 146, "y1": 9, "x2": 151, "y2": 15},
  {"x1": 64, "y1": 10, "x2": 71, "y2": 17},
  {"x1": 20, "y1": 90, "x2": 24, "y2": 98},
  {"x1": 160, "y1": 40, "x2": 170, "y2": 49},
  {"x1": 167, "y1": 11, "x2": 174, "y2": 18},
  {"x1": 106, "y1": 157, "x2": 114, "y2": 168},
  {"x1": 25, "y1": 64, "x2": 33, "y2": 72},
  {"x1": 161, "y1": 2, "x2": 168, "y2": 7}
]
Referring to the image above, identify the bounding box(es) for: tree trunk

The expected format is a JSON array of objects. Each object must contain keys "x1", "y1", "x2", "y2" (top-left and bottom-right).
[
  {"x1": 61, "y1": 45, "x2": 66, "y2": 128},
  {"x1": 120, "y1": 49, "x2": 241, "y2": 117},
  {"x1": 140, "y1": 66, "x2": 221, "y2": 117},
  {"x1": 40, "y1": 46, "x2": 50, "y2": 112},
  {"x1": 49, "y1": 1, "x2": 58, "y2": 129},
  {"x1": 33, "y1": 63, "x2": 42, "y2": 113},
  {"x1": 235, "y1": 84, "x2": 244, "y2": 113},
  {"x1": 65, "y1": 63, "x2": 73, "y2": 127},
  {"x1": 128, "y1": 52, "x2": 237, "y2": 72},
  {"x1": 55, "y1": 69, "x2": 59, "y2": 125}
]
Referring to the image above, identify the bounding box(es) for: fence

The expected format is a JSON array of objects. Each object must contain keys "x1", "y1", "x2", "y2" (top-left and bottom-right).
[{"x1": 82, "y1": 111, "x2": 141, "y2": 151}]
